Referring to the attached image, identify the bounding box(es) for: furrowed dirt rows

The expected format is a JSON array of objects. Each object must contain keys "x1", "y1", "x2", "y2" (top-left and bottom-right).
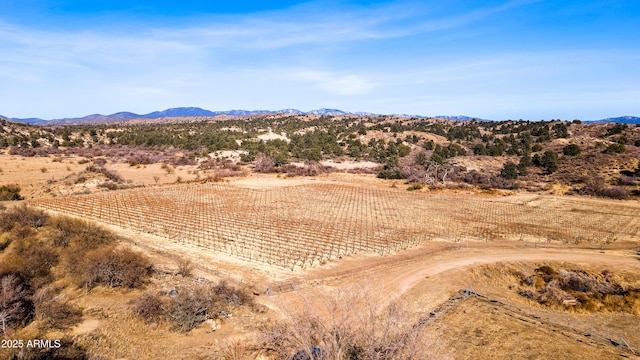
[{"x1": 31, "y1": 182, "x2": 640, "y2": 270}]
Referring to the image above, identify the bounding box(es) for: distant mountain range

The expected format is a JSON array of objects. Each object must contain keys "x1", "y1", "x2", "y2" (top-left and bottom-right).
[
  {"x1": 1, "y1": 107, "x2": 638, "y2": 125},
  {"x1": 435, "y1": 115, "x2": 486, "y2": 121},
  {"x1": 1, "y1": 107, "x2": 364, "y2": 125},
  {"x1": 0, "y1": 107, "x2": 464, "y2": 125},
  {"x1": 586, "y1": 116, "x2": 640, "y2": 124}
]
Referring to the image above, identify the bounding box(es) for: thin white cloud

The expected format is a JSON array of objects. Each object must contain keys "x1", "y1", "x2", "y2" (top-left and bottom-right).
[
  {"x1": 287, "y1": 70, "x2": 375, "y2": 95},
  {"x1": 0, "y1": 0, "x2": 538, "y2": 69},
  {"x1": 151, "y1": 1, "x2": 540, "y2": 50}
]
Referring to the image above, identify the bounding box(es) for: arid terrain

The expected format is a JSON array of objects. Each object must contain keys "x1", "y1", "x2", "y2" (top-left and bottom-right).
[{"x1": 1, "y1": 116, "x2": 639, "y2": 359}]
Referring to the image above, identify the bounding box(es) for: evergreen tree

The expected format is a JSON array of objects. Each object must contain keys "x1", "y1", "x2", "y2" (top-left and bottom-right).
[
  {"x1": 541, "y1": 150, "x2": 559, "y2": 174},
  {"x1": 500, "y1": 161, "x2": 519, "y2": 179},
  {"x1": 562, "y1": 144, "x2": 581, "y2": 156}
]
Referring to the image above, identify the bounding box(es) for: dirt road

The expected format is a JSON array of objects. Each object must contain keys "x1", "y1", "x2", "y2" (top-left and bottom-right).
[{"x1": 265, "y1": 243, "x2": 640, "y2": 312}]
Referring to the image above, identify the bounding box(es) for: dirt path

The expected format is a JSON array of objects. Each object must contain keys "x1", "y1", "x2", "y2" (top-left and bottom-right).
[
  {"x1": 379, "y1": 248, "x2": 638, "y2": 301},
  {"x1": 266, "y1": 244, "x2": 640, "y2": 313}
]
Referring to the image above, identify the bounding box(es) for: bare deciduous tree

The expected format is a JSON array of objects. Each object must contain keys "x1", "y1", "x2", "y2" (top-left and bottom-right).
[
  {"x1": 133, "y1": 282, "x2": 253, "y2": 333},
  {"x1": 0, "y1": 274, "x2": 29, "y2": 334},
  {"x1": 254, "y1": 153, "x2": 275, "y2": 173}
]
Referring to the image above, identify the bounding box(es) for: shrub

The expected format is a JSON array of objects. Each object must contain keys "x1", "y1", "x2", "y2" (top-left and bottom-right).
[
  {"x1": 93, "y1": 158, "x2": 107, "y2": 167},
  {"x1": 414, "y1": 151, "x2": 427, "y2": 166},
  {"x1": 597, "y1": 187, "x2": 629, "y2": 199},
  {"x1": 133, "y1": 292, "x2": 166, "y2": 324},
  {"x1": 85, "y1": 165, "x2": 123, "y2": 182},
  {"x1": 0, "y1": 233, "x2": 10, "y2": 252},
  {"x1": 1, "y1": 237, "x2": 59, "y2": 289},
  {"x1": 8, "y1": 223, "x2": 36, "y2": 240},
  {"x1": 164, "y1": 285, "x2": 217, "y2": 332},
  {"x1": 552, "y1": 123, "x2": 568, "y2": 138},
  {"x1": 8, "y1": 336, "x2": 89, "y2": 360},
  {"x1": 398, "y1": 144, "x2": 411, "y2": 157},
  {"x1": 97, "y1": 181, "x2": 118, "y2": 190},
  {"x1": 0, "y1": 184, "x2": 23, "y2": 201},
  {"x1": 562, "y1": 144, "x2": 581, "y2": 156},
  {"x1": 377, "y1": 168, "x2": 404, "y2": 180},
  {"x1": 35, "y1": 297, "x2": 83, "y2": 330},
  {"x1": 211, "y1": 281, "x2": 253, "y2": 308},
  {"x1": 48, "y1": 216, "x2": 116, "y2": 249},
  {"x1": 582, "y1": 176, "x2": 605, "y2": 195},
  {"x1": 536, "y1": 265, "x2": 555, "y2": 276},
  {"x1": 76, "y1": 247, "x2": 152, "y2": 289},
  {"x1": 133, "y1": 282, "x2": 253, "y2": 332},
  {"x1": 407, "y1": 183, "x2": 424, "y2": 191},
  {"x1": 617, "y1": 175, "x2": 636, "y2": 186},
  {"x1": 0, "y1": 204, "x2": 48, "y2": 232},
  {"x1": 239, "y1": 152, "x2": 256, "y2": 162},
  {"x1": 463, "y1": 170, "x2": 517, "y2": 190},
  {"x1": 606, "y1": 123, "x2": 627, "y2": 136},
  {"x1": 176, "y1": 259, "x2": 194, "y2": 277},
  {"x1": 605, "y1": 143, "x2": 626, "y2": 154},
  {"x1": 257, "y1": 289, "x2": 433, "y2": 360},
  {"x1": 580, "y1": 177, "x2": 629, "y2": 199},
  {"x1": 514, "y1": 266, "x2": 640, "y2": 314},
  {"x1": 518, "y1": 153, "x2": 531, "y2": 170}
]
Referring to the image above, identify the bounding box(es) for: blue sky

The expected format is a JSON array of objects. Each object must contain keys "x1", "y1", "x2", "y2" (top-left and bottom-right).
[{"x1": 1, "y1": 1, "x2": 639, "y2": 120}]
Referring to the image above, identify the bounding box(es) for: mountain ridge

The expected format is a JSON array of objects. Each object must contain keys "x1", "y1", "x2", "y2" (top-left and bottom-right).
[
  {"x1": 5, "y1": 107, "x2": 430, "y2": 124},
  {"x1": 3, "y1": 108, "x2": 639, "y2": 125},
  {"x1": 586, "y1": 116, "x2": 640, "y2": 124}
]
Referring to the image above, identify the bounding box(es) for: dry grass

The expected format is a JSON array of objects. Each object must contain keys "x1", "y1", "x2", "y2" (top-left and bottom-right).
[
  {"x1": 471, "y1": 262, "x2": 640, "y2": 312},
  {"x1": 424, "y1": 297, "x2": 630, "y2": 360},
  {"x1": 257, "y1": 286, "x2": 447, "y2": 360}
]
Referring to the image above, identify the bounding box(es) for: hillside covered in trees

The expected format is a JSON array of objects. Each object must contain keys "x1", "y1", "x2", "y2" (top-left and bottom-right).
[{"x1": 1, "y1": 115, "x2": 639, "y2": 199}]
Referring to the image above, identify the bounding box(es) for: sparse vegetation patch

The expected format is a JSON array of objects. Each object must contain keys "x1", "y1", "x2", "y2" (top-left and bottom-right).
[
  {"x1": 133, "y1": 281, "x2": 253, "y2": 332},
  {"x1": 0, "y1": 206, "x2": 152, "y2": 338},
  {"x1": 516, "y1": 266, "x2": 640, "y2": 314},
  {"x1": 475, "y1": 263, "x2": 640, "y2": 314}
]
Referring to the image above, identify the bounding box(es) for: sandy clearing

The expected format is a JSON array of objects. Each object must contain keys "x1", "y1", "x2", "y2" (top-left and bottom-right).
[{"x1": 256, "y1": 131, "x2": 290, "y2": 142}]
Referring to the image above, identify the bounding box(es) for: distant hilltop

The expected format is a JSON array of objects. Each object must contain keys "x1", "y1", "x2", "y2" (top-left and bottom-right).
[{"x1": 1, "y1": 107, "x2": 638, "y2": 125}]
